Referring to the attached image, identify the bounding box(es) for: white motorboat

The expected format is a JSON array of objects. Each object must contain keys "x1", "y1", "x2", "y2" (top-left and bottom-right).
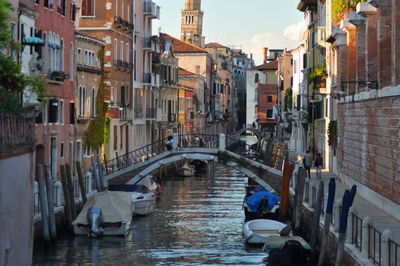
[
  {"x1": 136, "y1": 175, "x2": 162, "y2": 196},
  {"x1": 72, "y1": 191, "x2": 133, "y2": 237},
  {"x1": 177, "y1": 162, "x2": 196, "y2": 177},
  {"x1": 131, "y1": 190, "x2": 156, "y2": 216},
  {"x1": 108, "y1": 184, "x2": 156, "y2": 216},
  {"x1": 243, "y1": 219, "x2": 289, "y2": 244}
]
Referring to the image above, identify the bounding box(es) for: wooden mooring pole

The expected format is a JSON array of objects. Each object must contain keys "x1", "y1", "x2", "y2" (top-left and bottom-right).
[
  {"x1": 60, "y1": 165, "x2": 72, "y2": 225},
  {"x1": 37, "y1": 164, "x2": 50, "y2": 243},
  {"x1": 76, "y1": 161, "x2": 87, "y2": 204},
  {"x1": 65, "y1": 164, "x2": 77, "y2": 219},
  {"x1": 280, "y1": 160, "x2": 294, "y2": 220},
  {"x1": 45, "y1": 166, "x2": 57, "y2": 240},
  {"x1": 293, "y1": 167, "x2": 306, "y2": 233},
  {"x1": 310, "y1": 180, "x2": 324, "y2": 250}
]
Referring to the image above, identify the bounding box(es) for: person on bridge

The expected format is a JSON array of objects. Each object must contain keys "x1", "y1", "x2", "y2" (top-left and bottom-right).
[
  {"x1": 166, "y1": 136, "x2": 173, "y2": 151},
  {"x1": 314, "y1": 153, "x2": 323, "y2": 179},
  {"x1": 303, "y1": 150, "x2": 313, "y2": 178}
]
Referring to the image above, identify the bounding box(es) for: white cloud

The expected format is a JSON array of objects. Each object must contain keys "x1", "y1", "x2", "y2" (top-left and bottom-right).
[{"x1": 234, "y1": 20, "x2": 305, "y2": 65}]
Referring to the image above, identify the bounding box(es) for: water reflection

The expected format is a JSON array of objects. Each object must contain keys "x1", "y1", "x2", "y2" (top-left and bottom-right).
[{"x1": 33, "y1": 163, "x2": 267, "y2": 265}]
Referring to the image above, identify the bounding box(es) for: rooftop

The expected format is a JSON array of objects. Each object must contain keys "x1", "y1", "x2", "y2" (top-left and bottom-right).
[
  {"x1": 205, "y1": 42, "x2": 227, "y2": 48},
  {"x1": 160, "y1": 33, "x2": 207, "y2": 53},
  {"x1": 251, "y1": 60, "x2": 278, "y2": 71},
  {"x1": 297, "y1": 0, "x2": 318, "y2": 12}
]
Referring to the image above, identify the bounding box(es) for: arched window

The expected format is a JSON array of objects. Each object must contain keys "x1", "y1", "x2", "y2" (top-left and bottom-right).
[
  {"x1": 43, "y1": 32, "x2": 48, "y2": 74},
  {"x1": 255, "y1": 73, "x2": 259, "y2": 83},
  {"x1": 60, "y1": 38, "x2": 64, "y2": 71}
]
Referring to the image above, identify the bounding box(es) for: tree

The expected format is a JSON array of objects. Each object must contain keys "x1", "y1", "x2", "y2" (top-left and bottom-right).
[{"x1": 0, "y1": 0, "x2": 46, "y2": 111}]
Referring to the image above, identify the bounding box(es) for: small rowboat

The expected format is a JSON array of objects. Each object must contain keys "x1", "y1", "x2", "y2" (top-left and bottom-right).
[{"x1": 243, "y1": 219, "x2": 289, "y2": 244}]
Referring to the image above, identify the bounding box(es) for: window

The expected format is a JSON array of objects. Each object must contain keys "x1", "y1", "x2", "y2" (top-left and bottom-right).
[
  {"x1": 10, "y1": 23, "x2": 17, "y2": 60},
  {"x1": 303, "y1": 54, "x2": 308, "y2": 69},
  {"x1": 58, "y1": 0, "x2": 65, "y2": 15},
  {"x1": 255, "y1": 73, "x2": 259, "y2": 83},
  {"x1": 84, "y1": 50, "x2": 88, "y2": 65},
  {"x1": 120, "y1": 41, "x2": 123, "y2": 61},
  {"x1": 77, "y1": 48, "x2": 82, "y2": 64},
  {"x1": 79, "y1": 86, "x2": 86, "y2": 116},
  {"x1": 91, "y1": 88, "x2": 96, "y2": 116},
  {"x1": 113, "y1": 126, "x2": 118, "y2": 151},
  {"x1": 60, "y1": 100, "x2": 64, "y2": 124},
  {"x1": 267, "y1": 96, "x2": 272, "y2": 103},
  {"x1": 120, "y1": 126, "x2": 123, "y2": 149},
  {"x1": 69, "y1": 102, "x2": 75, "y2": 124},
  {"x1": 70, "y1": 43, "x2": 74, "y2": 80},
  {"x1": 76, "y1": 142, "x2": 82, "y2": 163},
  {"x1": 121, "y1": 0, "x2": 124, "y2": 19},
  {"x1": 60, "y1": 39, "x2": 64, "y2": 71},
  {"x1": 114, "y1": 39, "x2": 118, "y2": 60},
  {"x1": 71, "y1": 3, "x2": 76, "y2": 21},
  {"x1": 266, "y1": 109, "x2": 273, "y2": 119},
  {"x1": 48, "y1": 99, "x2": 58, "y2": 123},
  {"x1": 60, "y1": 143, "x2": 64, "y2": 157},
  {"x1": 115, "y1": 0, "x2": 118, "y2": 16},
  {"x1": 126, "y1": 43, "x2": 129, "y2": 62},
  {"x1": 81, "y1": 0, "x2": 94, "y2": 16}
]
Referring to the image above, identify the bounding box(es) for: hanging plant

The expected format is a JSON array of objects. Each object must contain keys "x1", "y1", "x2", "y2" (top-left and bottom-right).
[
  {"x1": 328, "y1": 120, "x2": 338, "y2": 148},
  {"x1": 332, "y1": 0, "x2": 366, "y2": 26},
  {"x1": 84, "y1": 47, "x2": 110, "y2": 152},
  {"x1": 284, "y1": 88, "x2": 293, "y2": 112}
]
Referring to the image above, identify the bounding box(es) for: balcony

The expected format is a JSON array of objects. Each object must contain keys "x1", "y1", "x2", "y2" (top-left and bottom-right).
[
  {"x1": 143, "y1": 1, "x2": 160, "y2": 19},
  {"x1": 134, "y1": 108, "x2": 143, "y2": 119},
  {"x1": 114, "y1": 60, "x2": 133, "y2": 72},
  {"x1": 143, "y1": 36, "x2": 159, "y2": 52},
  {"x1": 114, "y1": 16, "x2": 134, "y2": 32},
  {"x1": 120, "y1": 107, "x2": 128, "y2": 121}
]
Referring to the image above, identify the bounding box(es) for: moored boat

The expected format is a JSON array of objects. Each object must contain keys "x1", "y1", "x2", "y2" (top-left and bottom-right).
[
  {"x1": 263, "y1": 235, "x2": 312, "y2": 265},
  {"x1": 72, "y1": 191, "x2": 133, "y2": 237},
  {"x1": 243, "y1": 186, "x2": 281, "y2": 222},
  {"x1": 108, "y1": 184, "x2": 156, "y2": 216},
  {"x1": 177, "y1": 162, "x2": 196, "y2": 177},
  {"x1": 188, "y1": 159, "x2": 208, "y2": 171},
  {"x1": 243, "y1": 219, "x2": 289, "y2": 244}
]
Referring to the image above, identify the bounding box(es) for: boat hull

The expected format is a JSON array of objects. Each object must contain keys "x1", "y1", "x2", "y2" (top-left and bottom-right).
[
  {"x1": 131, "y1": 192, "x2": 156, "y2": 216},
  {"x1": 243, "y1": 219, "x2": 288, "y2": 244}
]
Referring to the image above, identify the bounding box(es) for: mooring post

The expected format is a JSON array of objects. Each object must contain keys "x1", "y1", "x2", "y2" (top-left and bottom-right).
[
  {"x1": 310, "y1": 180, "x2": 324, "y2": 250},
  {"x1": 318, "y1": 178, "x2": 336, "y2": 266},
  {"x1": 60, "y1": 165, "x2": 73, "y2": 225},
  {"x1": 91, "y1": 157, "x2": 101, "y2": 192},
  {"x1": 361, "y1": 217, "x2": 372, "y2": 257},
  {"x1": 45, "y1": 166, "x2": 57, "y2": 240},
  {"x1": 65, "y1": 164, "x2": 77, "y2": 220},
  {"x1": 381, "y1": 229, "x2": 392, "y2": 266},
  {"x1": 37, "y1": 164, "x2": 50, "y2": 243},
  {"x1": 280, "y1": 160, "x2": 294, "y2": 220},
  {"x1": 294, "y1": 167, "x2": 306, "y2": 233},
  {"x1": 76, "y1": 161, "x2": 87, "y2": 204}
]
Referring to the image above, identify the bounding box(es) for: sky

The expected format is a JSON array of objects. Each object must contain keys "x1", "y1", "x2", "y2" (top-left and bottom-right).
[{"x1": 153, "y1": 0, "x2": 306, "y2": 65}]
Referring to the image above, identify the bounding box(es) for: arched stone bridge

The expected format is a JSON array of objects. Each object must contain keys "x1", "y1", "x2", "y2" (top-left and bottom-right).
[{"x1": 96, "y1": 134, "x2": 283, "y2": 193}]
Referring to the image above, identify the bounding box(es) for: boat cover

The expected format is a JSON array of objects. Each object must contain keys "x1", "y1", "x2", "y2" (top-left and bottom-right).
[
  {"x1": 136, "y1": 175, "x2": 158, "y2": 192},
  {"x1": 245, "y1": 187, "x2": 281, "y2": 212},
  {"x1": 72, "y1": 191, "x2": 133, "y2": 225}
]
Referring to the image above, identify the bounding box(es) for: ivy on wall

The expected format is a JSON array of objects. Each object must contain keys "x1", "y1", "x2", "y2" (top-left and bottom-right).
[
  {"x1": 332, "y1": 0, "x2": 366, "y2": 25},
  {"x1": 84, "y1": 47, "x2": 110, "y2": 152},
  {"x1": 328, "y1": 120, "x2": 338, "y2": 147}
]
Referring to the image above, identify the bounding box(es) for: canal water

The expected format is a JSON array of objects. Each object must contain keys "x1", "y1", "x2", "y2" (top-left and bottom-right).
[{"x1": 33, "y1": 163, "x2": 268, "y2": 265}]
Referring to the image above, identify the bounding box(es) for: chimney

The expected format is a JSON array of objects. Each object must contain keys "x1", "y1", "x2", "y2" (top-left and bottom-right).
[
  {"x1": 250, "y1": 53, "x2": 253, "y2": 60},
  {"x1": 263, "y1": 47, "x2": 268, "y2": 64}
]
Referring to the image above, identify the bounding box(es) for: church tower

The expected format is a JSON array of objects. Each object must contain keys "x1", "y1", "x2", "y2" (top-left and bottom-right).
[{"x1": 181, "y1": 0, "x2": 204, "y2": 47}]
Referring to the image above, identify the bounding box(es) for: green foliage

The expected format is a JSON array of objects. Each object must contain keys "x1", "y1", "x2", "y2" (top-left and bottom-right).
[
  {"x1": 84, "y1": 48, "x2": 110, "y2": 152},
  {"x1": 332, "y1": 0, "x2": 366, "y2": 25},
  {"x1": 284, "y1": 88, "x2": 293, "y2": 112},
  {"x1": 0, "y1": 0, "x2": 46, "y2": 111},
  {"x1": 328, "y1": 120, "x2": 338, "y2": 147}
]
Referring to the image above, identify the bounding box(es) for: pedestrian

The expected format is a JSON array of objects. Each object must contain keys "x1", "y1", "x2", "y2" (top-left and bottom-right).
[
  {"x1": 303, "y1": 150, "x2": 313, "y2": 178},
  {"x1": 314, "y1": 153, "x2": 323, "y2": 179},
  {"x1": 166, "y1": 136, "x2": 173, "y2": 151}
]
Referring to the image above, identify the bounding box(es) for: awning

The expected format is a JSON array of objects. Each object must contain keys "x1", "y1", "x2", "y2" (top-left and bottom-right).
[{"x1": 23, "y1": 36, "x2": 44, "y2": 46}]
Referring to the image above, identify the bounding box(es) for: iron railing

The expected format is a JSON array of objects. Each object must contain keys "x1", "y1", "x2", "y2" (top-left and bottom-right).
[
  {"x1": 103, "y1": 137, "x2": 169, "y2": 176},
  {"x1": 389, "y1": 239, "x2": 400, "y2": 266},
  {"x1": 352, "y1": 213, "x2": 363, "y2": 251},
  {"x1": 369, "y1": 225, "x2": 382, "y2": 265},
  {"x1": 177, "y1": 134, "x2": 219, "y2": 149},
  {"x1": 0, "y1": 110, "x2": 35, "y2": 152}
]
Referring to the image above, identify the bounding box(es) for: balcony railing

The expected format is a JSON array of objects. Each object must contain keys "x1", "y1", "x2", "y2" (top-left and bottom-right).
[
  {"x1": 143, "y1": 1, "x2": 160, "y2": 19},
  {"x1": 114, "y1": 16, "x2": 134, "y2": 31},
  {"x1": 114, "y1": 60, "x2": 133, "y2": 72}
]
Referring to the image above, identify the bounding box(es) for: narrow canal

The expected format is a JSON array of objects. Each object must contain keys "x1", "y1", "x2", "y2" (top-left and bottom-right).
[{"x1": 33, "y1": 163, "x2": 268, "y2": 265}]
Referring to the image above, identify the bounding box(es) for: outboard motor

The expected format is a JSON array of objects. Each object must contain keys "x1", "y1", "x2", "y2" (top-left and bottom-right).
[{"x1": 87, "y1": 206, "x2": 104, "y2": 238}]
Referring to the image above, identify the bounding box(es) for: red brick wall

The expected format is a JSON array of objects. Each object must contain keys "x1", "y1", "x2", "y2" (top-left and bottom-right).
[{"x1": 337, "y1": 96, "x2": 400, "y2": 204}]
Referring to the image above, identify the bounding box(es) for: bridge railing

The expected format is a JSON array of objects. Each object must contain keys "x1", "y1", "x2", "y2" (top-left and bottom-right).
[
  {"x1": 103, "y1": 137, "x2": 168, "y2": 175},
  {"x1": 177, "y1": 134, "x2": 219, "y2": 149}
]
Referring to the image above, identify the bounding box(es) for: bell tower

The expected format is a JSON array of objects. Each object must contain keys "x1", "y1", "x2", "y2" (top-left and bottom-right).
[{"x1": 181, "y1": 0, "x2": 204, "y2": 47}]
